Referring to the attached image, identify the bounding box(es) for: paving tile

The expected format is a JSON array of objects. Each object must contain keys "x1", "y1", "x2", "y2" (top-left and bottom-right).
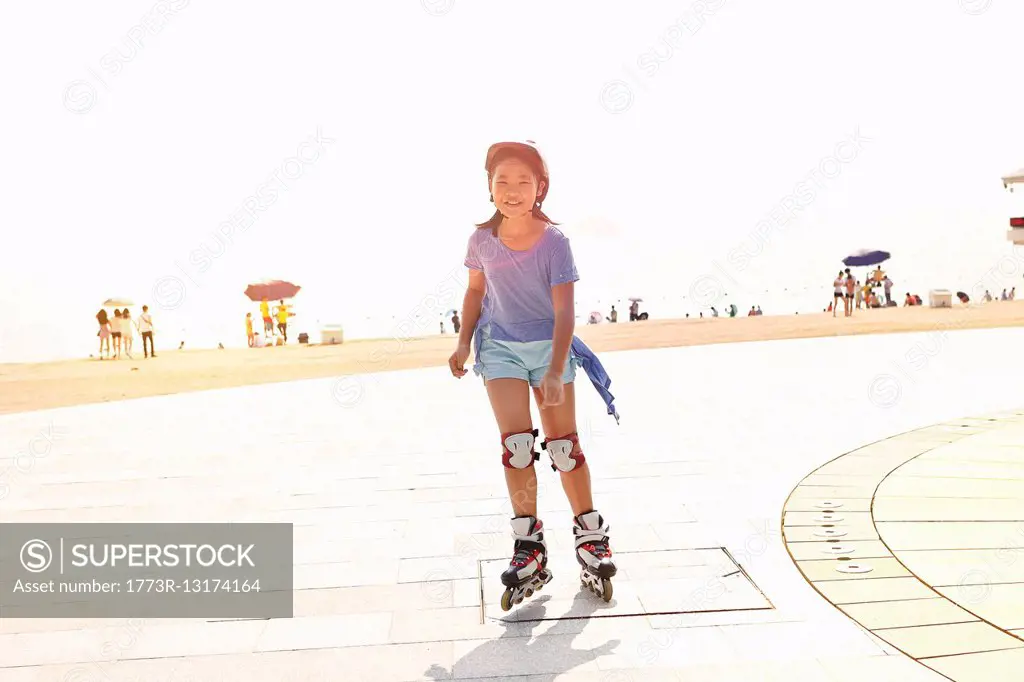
[
  {"x1": 874, "y1": 496, "x2": 1024, "y2": 522},
  {"x1": 451, "y1": 631, "x2": 609, "y2": 677},
  {"x1": 292, "y1": 559, "x2": 401, "y2": 589},
  {"x1": 786, "y1": 539, "x2": 892, "y2": 561},
  {"x1": 872, "y1": 621, "x2": 1024, "y2": 659},
  {"x1": 0, "y1": 647, "x2": 460, "y2": 682},
  {"x1": 812, "y1": 576, "x2": 938, "y2": 604},
  {"x1": 783, "y1": 523, "x2": 881, "y2": 542},
  {"x1": 803, "y1": 458, "x2": 896, "y2": 477},
  {"x1": 838, "y1": 597, "x2": 978, "y2": 629},
  {"x1": 899, "y1": 548, "x2": 1024, "y2": 587},
  {"x1": 817, "y1": 654, "x2": 950, "y2": 681},
  {"x1": 646, "y1": 606, "x2": 800, "y2": 630},
  {"x1": 877, "y1": 521, "x2": 1024, "y2": 550},
  {"x1": 290, "y1": 583, "x2": 457, "y2": 615},
  {"x1": 389, "y1": 606, "x2": 529, "y2": 644},
  {"x1": 783, "y1": 510, "x2": 874, "y2": 526},
  {"x1": 893, "y1": 458, "x2": 1024, "y2": 481},
  {"x1": 795, "y1": 557, "x2": 910, "y2": 581},
  {"x1": 719, "y1": 620, "x2": 888, "y2": 661},
  {"x1": 254, "y1": 613, "x2": 392, "y2": 652},
  {"x1": 651, "y1": 521, "x2": 735, "y2": 548},
  {"x1": 783, "y1": 497, "x2": 874, "y2": 512},
  {"x1": 935, "y1": 583, "x2": 1024, "y2": 630},
  {"x1": 1, "y1": 619, "x2": 273, "y2": 668},
  {"x1": 799, "y1": 473, "x2": 888, "y2": 488},
  {"x1": 878, "y1": 476, "x2": 1024, "y2": 499},
  {"x1": 397, "y1": 555, "x2": 482, "y2": 583},
  {"x1": 655, "y1": 658, "x2": 835, "y2": 681},
  {"x1": 925, "y1": 448, "x2": 1024, "y2": 465},
  {"x1": 593, "y1": 625, "x2": 738, "y2": 670},
  {"x1": 922, "y1": 646, "x2": 1024, "y2": 681},
  {"x1": 788, "y1": 485, "x2": 877, "y2": 500}
]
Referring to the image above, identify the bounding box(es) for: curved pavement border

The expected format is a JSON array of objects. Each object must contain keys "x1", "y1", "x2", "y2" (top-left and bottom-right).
[{"x1": 782, "y1": 409, "x2": 1024, "y2": 680}]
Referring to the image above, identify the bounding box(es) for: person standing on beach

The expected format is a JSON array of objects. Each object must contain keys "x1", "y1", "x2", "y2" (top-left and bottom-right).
[
  {"x1": 260, "y1": 298, "x2": 273, "y2": 336},
  {"x1": 275, "y1": 300, "x2": 290, "y2": 343},
  {"x1": 832, "y1": 271, "x2": 844, "y2": 317},
  {"x1": 883, "y1": 275, "x2": 893, "y2": 306},
  {"x1": 96, "y1": 308, "x2": 111, "y2": 359},
  {"x1": 112, "y1": 309, "x2": 124, "y2": 359},
  {"x1": 246, "y1": 312, "x2": 255, "y2": 347},
  {"x1": 121, "y1": 309, "x2": 134, "y2": 358},
  {"x1": 449, "y1": 140, "x2": 618, "y2": 609},
  {"x1": 139, "y1": 305, "x2": 156, "y2": 358},
  {"x1": 844, "y1": 269, "x2": 856, "y2": 317}
]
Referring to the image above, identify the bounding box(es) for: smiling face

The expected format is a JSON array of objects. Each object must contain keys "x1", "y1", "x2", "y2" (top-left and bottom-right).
[{"x1": 490, "y1": 158, "x2": 544, "y2": 220}]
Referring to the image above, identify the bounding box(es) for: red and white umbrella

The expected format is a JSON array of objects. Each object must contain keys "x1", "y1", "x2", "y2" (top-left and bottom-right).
[{"x1": 244, "y1": 280, "x2": 301, "y2": 301}]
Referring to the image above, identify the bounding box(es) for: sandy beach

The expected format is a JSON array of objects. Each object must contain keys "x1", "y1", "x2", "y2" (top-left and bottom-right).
[{"x1": 2, "y1": 301, "x2": 1022, "y2": 416}]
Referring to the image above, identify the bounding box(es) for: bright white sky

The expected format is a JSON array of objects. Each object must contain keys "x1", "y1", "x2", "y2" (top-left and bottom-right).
[{"x1": 4, "y1": 1, "x2": 1024, "y2": 363}]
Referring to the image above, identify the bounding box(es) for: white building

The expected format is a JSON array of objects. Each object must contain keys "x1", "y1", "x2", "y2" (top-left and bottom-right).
[{"x1": 1003, "y1": 168, "x2": 1024, "y2": 244}]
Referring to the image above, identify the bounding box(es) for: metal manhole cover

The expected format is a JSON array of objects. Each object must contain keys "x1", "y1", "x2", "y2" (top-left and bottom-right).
[{"x1": 477, "y1": 547, "x2": 774, "y2": 623}]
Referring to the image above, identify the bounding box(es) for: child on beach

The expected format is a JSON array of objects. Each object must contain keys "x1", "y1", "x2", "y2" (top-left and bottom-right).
[
  {"x1": 449, "y1": 140, "x2": 619, "y2": 609},
  {"x1": 122, "y1": 309, "x2": 134, "y2": 358}
]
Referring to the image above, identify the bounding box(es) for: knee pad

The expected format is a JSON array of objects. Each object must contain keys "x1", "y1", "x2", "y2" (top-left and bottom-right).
[
  {"x1": 542, "y1": 432, "x2": 585, "y2": 472},
  {"x1": 502, "y1": 429, "x2": 539, "y2": 469}
]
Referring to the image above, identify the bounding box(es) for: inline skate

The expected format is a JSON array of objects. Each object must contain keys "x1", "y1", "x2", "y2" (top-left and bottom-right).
[{"x1": 499, "y1": 515, "x2": 552, "y2": 611}]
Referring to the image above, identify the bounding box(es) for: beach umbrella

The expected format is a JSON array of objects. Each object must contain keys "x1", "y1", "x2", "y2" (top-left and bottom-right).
[
  {"x1": 842, "y1": 249, "x2": 890, "y2": 267},
  {"x1": 628, "y1": 297, "x2": 643, "y2": 302},
  {"x1": 244, "y1": 280, "x2": 301, "y2": 301},
  {"x1": 103, "y1": 297, "x2": 133, "y2": 307}
]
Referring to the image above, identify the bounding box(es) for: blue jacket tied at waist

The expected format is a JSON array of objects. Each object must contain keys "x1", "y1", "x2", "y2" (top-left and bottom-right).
[
  {"x1": 570, "y1": 335, "x2": 620, "y2": 423},
  {"x1": 471, "y1": 323, "x2": 620, "y2": 423}
]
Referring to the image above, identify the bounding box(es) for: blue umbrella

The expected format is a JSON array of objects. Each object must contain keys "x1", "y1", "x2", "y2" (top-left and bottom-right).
[{"x1": 843, "y1": 249, "x2": 890, "y2": 267}]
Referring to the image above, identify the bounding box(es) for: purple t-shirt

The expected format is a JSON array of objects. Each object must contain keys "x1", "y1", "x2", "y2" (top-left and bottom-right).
[{"x1": 464, "y1": 225, "x2": 579, "y2": 343}]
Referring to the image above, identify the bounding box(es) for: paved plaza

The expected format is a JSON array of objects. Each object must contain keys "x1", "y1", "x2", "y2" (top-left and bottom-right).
[{"x1": 2, "y1": 326, "x2": 1024, "y2": 681}]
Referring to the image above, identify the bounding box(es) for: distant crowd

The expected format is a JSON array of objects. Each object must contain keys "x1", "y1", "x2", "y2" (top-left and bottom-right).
[
  {"x1": 245, "y1": 298, "x2": 294, "y2": 347},
  {"x1": 830, "y1": 267, "x2": 897, "y2": 316},
  {"x1": 95, "y1": 306, "x2": 155, "y2": 360}
]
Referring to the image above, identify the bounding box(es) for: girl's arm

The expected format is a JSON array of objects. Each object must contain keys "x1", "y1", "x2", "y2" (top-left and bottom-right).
[
  {"x1": 457, "y1": 270, "x2": 486, "y2": 348},
  {"x1": 548, "y1": 282, "x2": 575, "y2": 375}
]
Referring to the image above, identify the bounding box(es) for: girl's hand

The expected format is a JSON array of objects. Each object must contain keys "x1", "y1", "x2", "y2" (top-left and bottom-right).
[
  {"x1": 538, "y1": 370, "x2": 564, "y2": 409},
  {"x1": 449, "y1": 343, "x2": 471, "y2": 378}
]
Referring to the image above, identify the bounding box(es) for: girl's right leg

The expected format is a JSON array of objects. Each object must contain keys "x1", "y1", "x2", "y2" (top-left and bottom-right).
[
  {"x1": 485, "y1": 378, "x2": 537, "y2": 518},
  {"x1": 485, "y1": 377, "x2": 552, "y2": 609}
]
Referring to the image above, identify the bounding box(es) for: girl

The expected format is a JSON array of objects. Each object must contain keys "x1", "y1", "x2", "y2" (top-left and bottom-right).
[
  {"x1": 112, "y1": 309, "x2": 124, "y2": 358},
  {"x1": 96, "y1": 309, "x2": 111, "y2": 359},
  {"x1": 122, "y1": 309, "x2": 135, "y2": 358},
  {"x1": 449, "y1": 140, "x2": 619, "y2": 609},
  {"x1": 832, "y1": 270, "x2": 844, "y2": 317}
]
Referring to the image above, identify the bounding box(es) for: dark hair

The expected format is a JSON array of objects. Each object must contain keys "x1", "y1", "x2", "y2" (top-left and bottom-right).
[{"x1": 476, "y1": 148, "x2": 558, "y2": 234}]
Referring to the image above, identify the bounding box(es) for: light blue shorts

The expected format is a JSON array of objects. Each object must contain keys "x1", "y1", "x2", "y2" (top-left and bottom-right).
[{"x1": 473, "y1": 330, "x2": 577, "y2": 387}]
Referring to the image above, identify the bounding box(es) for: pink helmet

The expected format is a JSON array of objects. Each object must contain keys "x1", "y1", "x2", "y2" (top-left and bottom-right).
[{"x1": 484, "y1": 140, "x2": 549, "y2": 203}]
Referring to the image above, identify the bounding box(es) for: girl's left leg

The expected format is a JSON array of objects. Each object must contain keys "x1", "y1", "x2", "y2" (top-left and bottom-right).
[
  {"x1": 532, "y1": 382, "x2": 591, "y2": 515},
  {"x1": 533, "y1": 382, "x2": 617, "y2": 600}
]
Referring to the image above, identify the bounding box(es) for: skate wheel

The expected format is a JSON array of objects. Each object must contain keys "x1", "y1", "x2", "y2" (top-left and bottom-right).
[
  {"x1": 525, "y1": 588, "x2": 533, "y2": 598},
  {"x1": 601, "y1": 579, "x2": 613, "y2": 602},
  {"x1": 500, "y1": 590, "x2": 513, "y2": 612}
]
